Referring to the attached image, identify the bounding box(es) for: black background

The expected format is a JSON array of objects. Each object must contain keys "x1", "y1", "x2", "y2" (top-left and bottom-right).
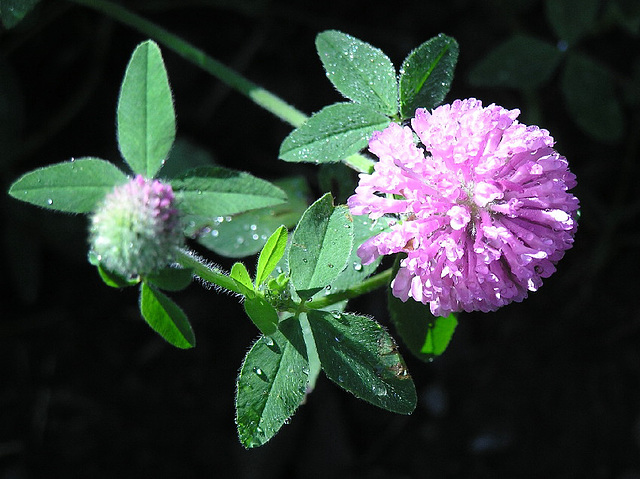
[{"x1": 2, "y1": 0, "x2": 640, "y2": 477}]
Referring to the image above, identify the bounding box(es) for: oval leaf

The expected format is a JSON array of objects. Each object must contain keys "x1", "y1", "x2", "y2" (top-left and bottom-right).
[
  {"x1": 308, "y1": 310, "x2": 416, "y2": 414},
  {"x1": 172, "y1": 166, "x2": 287, "y2": 217},
  {"x1": 117, "y1": 40, "x2": 176, "y2": 178},
  {"x1": 145, "y1": 266, "x2": 193, "y2": 291},
  {"x1": 316, "y1": 30, "x2": 398, "y2": 116},
  {"x1": 139, "y1": 282, "x2": 195, "y2": 349},
  {"x1": 8, "y1": 158, "x2": 127, "y2": 213},
  {"x1": 278, "y1": 102, "x2": 390, "y2": 164},
  {"x1": 255, "y1": 225, "x2": 288, "y2": 287},
  {"x1": 236, "y1": 332, "x2": 309, "y2": 448},
  {"x1": 468, "y1": 35, "x2": 563, "y2": 89},
  {"x1": 243, "y1": 296, "x2": 278, "y2": 336},
  {"x1": 288, "y1": 194, "x2": 354, "y2": 299},
  {"x1": 399, "y1": 34, "x2": 459, "y2": 118},
  {"x1": 562, "y1": 53, "x2": 624, "y2": 143},
  {"x1": 230, "y1": 262, "x2": 255, "y2": 298}
]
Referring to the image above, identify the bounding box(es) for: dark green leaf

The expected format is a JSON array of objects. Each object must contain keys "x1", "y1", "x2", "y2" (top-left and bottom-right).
[
  {"x1": 8, "y1": 158, "x2": 127, "y2": 213},
  {"x1": 308, "y1": 310, "x2": 416, "y2": 414},
  {"x1": 89, "y1": 251, "x2": 140, "y2": 288},
  {"x1": 255, "y1": 226, "x2": 288, "y2": 287},
  {"x1": 160, "y1": 137, "x2": 216, "y2": 178},
  {"x1": 468, "y1": 35, "x2": 563, "y2": 89},
  {"x1": 288, "y1": 193, "x2": 354, "y2": 299},
  {"x1": 236, "y1": 331, "x2": 309, "y2": 448},
  {"x1": 145, "y1": 267, "x2": 193, "y2": 291},
  {"x1": 279, "y1": 102, "x2": 390, "y2": 164},
  {"x1": 562, "y1": 53, "x2": 624, "y2": 143},
  {"x1": 139, "y1": 282, "x2": 195, "y2": 349},
  {"x1": 316, "y1": 30, "x2": 398, "y2": 116},
  {"x1": 545, "y1": 0, "x2": 599, "y2": 45},
  {"x1": 0, "y1": 0, "x2": 39, "y2": 29},
  {"x1": 172, "y1": 166, "x2": 286, "y2": 217},
  {"x1": 243, "y1": 295, "x2": 279, "y2": 336},
  {"x1": 117, "y1": 40, "x2": 176, "y2": 178},
  {"x1": 399, "y1": 34, "x2": 459, "y2": 118},
  {"x1": 184, "y1": 176, "x2": 309, "y2": 258}
]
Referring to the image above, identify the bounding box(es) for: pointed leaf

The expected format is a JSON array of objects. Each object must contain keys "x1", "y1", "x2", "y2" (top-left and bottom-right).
[
  {"x1": 562, "y1": 53, "x2": 624, "y2": 143},
  {"x1": 288, "y1": 193, "x2": 354, "y2": 299},
  {"x1": 171, "y1": 166, "x2": 287, "y2": 217},
  {"x1": 255, "y1": 226, "x2": 288, "y2": 287},
  {"x1": 0, "y1": 0, "x2": 39, "y2": 29},
  {"x1": 139, "y1": 282, "x2": 195, "y2": 349},
  {"x1": 420, "y1": 314, "x2": 458, "y2": 356},
  {"x1": 243, "y1": 295, "x2": 278, "y2": 336},
  {"x1": 236, "y1": 331, "x2": 309, "y2": 448},
  {"x1": 316, "y1": 30, "x2": 398, "y2": 116},
  {"x1": 230, "y1": 262, "x2": 255, "y2": 298},
  {"x1": 145, "y1": 266, "x2": 193, "y2": 291},
  {"x1": 8, "y1": 158, "x2": 127, "y2": 213},
  {"x1": 468, "y1": 35, "x2": 563, "y2": 89},
  {"x1": 308, "y1": 310, "x2": 416, "y2": 414},
  {"x1": 279, "y1": 102, "x2": 390, "y2": 164},
  {"x1": 399, "y1": 34, "x2": 459, "y2": 118},
  {"x1": 88, "y1": 251, "x2": 140, "y2": 288},
  {"x1": 117, "y1": 40, "x2": 176, "y2": 178}
]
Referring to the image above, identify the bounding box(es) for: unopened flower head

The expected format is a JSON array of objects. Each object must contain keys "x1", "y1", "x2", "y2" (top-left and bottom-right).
[
  {"x1": 90, "y1": 175, "x2": 183, "y2": 277},
  {"x1": 348, "y1": 98, "x2": 579, "y2": 316}
]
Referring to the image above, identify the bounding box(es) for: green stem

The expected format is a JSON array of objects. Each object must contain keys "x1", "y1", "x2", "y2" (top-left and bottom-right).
[
  {"x1": 305, "y1": 267, "x2": 393, "y2": 310},
  {"x1": 175, "y1": 248, "x2": 242, "y2": 294},
  {"x1": 67, "y1": 0, "x2": 376, "y2": 174}
]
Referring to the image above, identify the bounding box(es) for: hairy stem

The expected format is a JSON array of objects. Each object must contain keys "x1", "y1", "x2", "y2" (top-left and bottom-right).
[{"x1": 175, "y1": 248, "x2": 242, "y2": 294}]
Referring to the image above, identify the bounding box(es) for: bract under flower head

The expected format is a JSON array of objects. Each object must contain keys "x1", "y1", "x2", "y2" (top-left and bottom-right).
[
  {"x1": 90, "y1": 175, "x2": 183, "y2": 277},
  {"x1": 348, "y1": 98, "x2": 579, "y2": 316}
]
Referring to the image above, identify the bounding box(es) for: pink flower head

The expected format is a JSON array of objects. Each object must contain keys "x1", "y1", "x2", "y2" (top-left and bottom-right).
[{"x1": 348, "y1": 99, "x2": 579, "y2": 316}]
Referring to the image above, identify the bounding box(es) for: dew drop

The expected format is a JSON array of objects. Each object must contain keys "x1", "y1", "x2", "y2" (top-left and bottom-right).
[
  {"x1": 225, "y1": 216, "x2": 232, "y2": 222},
  {"x1": 236, "y1": 236, "x2": 245, "y2": 244},
  {"x1": 196, "y1": 190, "x2": 203, "y2": 195},
  {"x1": 215, "y1": 216, "x2": 224, "y2": 224},
  {"x1": 252, "y1": 234, "x2": 259, "y2": 240},
  {"x1": 263, "y1": 336, "x2": 274, "y2": 347},
  {"x1": 353, "y1": 262, "x2": 363, "y2": 271},
  {"x1": 252, "y1": 367, "x2": 269, "y2": 382},
  {"x1": 250, "y1": 224, "x2": 257, "y2": 231},
  {"x1": 211, "y1": 230, "x2": 219, "y2": 237},
  {"x1": 373, "y1": 384, "x2": 388, "y2": 397},
  {"x1": 331, "y1": 311, "x2": 341, "y2": 319},
  {"x1": 47, "y1": 199, "x2": 53, "y2": 205}
]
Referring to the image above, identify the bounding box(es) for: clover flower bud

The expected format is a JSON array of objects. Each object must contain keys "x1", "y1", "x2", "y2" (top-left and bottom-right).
[
  {"x1": 348, "y1": 98, "x2": 579, "y2": 316},
  {"x1": 89, "y1": 175, "x2": 183, "y2": 277}
]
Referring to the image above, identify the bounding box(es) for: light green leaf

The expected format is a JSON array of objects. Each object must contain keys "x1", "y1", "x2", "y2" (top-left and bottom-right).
[
  {"x1": 0, "y1": 0, "x2": 39, "y2": 29},
  {"x1": 117, "y1": 40, "x2": 176, "y2": 178},
  {"x1": 255, "y1": 226, "x2": 288, "y2": 288},
  {"x1": 145, "y1": 267, "x2": 193, "y2": 291},
  {"x1": 172, "y1": 166, "x2": 286, "y2": 217},
  {"x1": 184, "y1": 176, "x2": 309, "y2": 258},
  {"x1": 139, "y1": 282, "x2": 195, "y2": 349},
  {"x1": 236, "y1": 331, "x2": 309, "y2": 448},
  {"x1": 279, "y1": 102, "x2": 390, "y2": 164},
  {"x1": 468, "y1": 35, "x2": 563, "y2": 89},
  {"x1": 230, "y1": 262, "x2": 255, "y2": 298},
  {"x1": 399, "y1": 34, "x2": 459, "y2": 118},
  {"x1": 420, "y1": 314, "x2": 458, "y2": 356},
  {"x1": 243, "y1": 296, "x2": 278, "y2": 336},
  {"x1": 8, "y1": 158, "x2": 127, "y2": 213},
  {"x1": 316, "y1": 30, "x2": 398, "y2": 116},
  {"x1": 288, "y1": 193, "x2": 354, "y2": 299},
  {"x1": 562, "y1": 53, "x2": 624, "y2": 143},
  {"x1": 308, "y1": 310, "x2": 416, "y2": 414},
  {"x1": 545, "y1": 0, "x2": 599, "y2": 45}
]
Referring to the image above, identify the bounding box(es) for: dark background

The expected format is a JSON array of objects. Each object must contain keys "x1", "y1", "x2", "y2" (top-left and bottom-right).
[{"x1": 2, "y1": 0, "x2": 640, "y2": 477}]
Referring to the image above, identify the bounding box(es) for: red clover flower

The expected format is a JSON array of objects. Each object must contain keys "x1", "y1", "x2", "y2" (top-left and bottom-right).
[
  {"x1": 348, "y1": 98, "x2": 579, "y2": 316},
  {"x1": 90, "y1": 175, "x2": 183, "y2": 277}
]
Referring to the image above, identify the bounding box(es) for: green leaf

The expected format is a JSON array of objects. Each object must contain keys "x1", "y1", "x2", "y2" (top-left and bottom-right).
[
  {"x1": 288, "y1": 193, "x2": 354, "y2": 299},
  {"x1": 561, "y1": 53, "x2": 624, "y2": 143},
  {"x1": 315, "y1": 30, "x2": 398, "y2": 116},
  {"x1": 139, "y1": 282, "x2": 195, "y2": 349},
  {"x1": 420, "y1": 314, "x2": 458, "y2": 356},
  {"x1": 172, "y1": 166, "x2": 287, "y2": 217},
  {"x1": 236, "y1": 331, "x2": 309, "y2": 448},
  {"x1": 243, "y1": 295, "x2": 279, "y2": 336},
  {"x1": 0, "y1": 0, "x2": 39, "y2": 29},
  {"x1": 230, "y1": 262, "x2": 255, "y2": 298},
  {"x1": 184, "y1": 176, "x2": 309, "y2": 258},
  {"x1": 160, "y1": 137, "x2": 216, "y2": 179},
  {"x1": 8, "y1": 158, "x2": 128, "y2": 213},
  {"x1": 308, "y1": 310, "x2": 416, "y2": 414},
  {"x1": 468, "y1": 35, "x2": 563, "y2": 89},
  {"x1": 88, "y1": 251, "x2": 140, "y2": 288},
  {"x1": 255, "y1": 226, "x2": 288, "y2": 288},
  {"x1": 545, "y1": 0, "x2": 599, "y2": 45},
  {"x1": 145, "y1": 267, "x2": 193, "y2": 291},
  {"x1": 279, "y1": 102, "x2": 390, "y2": 164},
  {"x1": 117, "y1": 40, "x2": 176, "y2": 178},
  {"x1": 399, "y1": 34, "x2": 459, "y2": 118}
]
